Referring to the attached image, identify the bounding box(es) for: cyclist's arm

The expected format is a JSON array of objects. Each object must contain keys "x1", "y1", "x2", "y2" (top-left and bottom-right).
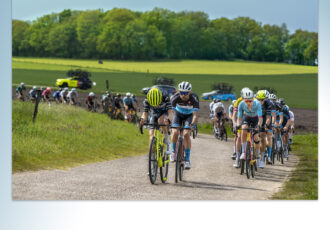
[
  {"x1": 279, "y1": 113, "x2": 283, "y2": 127},
  {"x1": 192, "y1": 111, "x2": 198, "y2": 125}
]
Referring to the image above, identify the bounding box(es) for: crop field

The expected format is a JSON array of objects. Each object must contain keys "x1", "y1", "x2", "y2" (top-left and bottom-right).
[{"x1": 12, "y1": 58, "x2": 318, "y2": 109}]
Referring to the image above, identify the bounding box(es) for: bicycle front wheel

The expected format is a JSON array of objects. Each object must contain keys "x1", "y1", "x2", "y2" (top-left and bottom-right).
[
  {"x1": 160, "y1": 147, "x2": 169, "y2": 183},
  {"x1": 246, "y1": 142, "x2": 251, "y2": 179},
  {"x1": 175, "y1": 141, "x2": 184, "y2": 183},
  {"x1": 148, "y1": 137, "x2": 158, "y2": 184}
]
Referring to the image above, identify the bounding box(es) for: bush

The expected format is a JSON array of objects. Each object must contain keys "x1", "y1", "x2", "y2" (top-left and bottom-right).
[{"x1": 66, "y1": 69, "x2": 91, "y2": 78}]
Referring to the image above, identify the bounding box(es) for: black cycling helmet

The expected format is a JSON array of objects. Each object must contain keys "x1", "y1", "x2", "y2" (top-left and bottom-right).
[
  {"x1": 116, "y1": 93, "x2": 121, "y2": 97},
  {"x1": 213, "y1": 98, "x2": 217, "y2": 103},
  {"x1": 279, "y1": 98, "x2": 286, "y2": 106},
  {"x1": 106, "y1": 91, "x2": 110, "y2": 95}
]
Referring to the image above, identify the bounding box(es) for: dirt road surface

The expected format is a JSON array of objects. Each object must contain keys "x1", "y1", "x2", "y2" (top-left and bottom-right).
[{"x1": 12, "y1": 134, "x2": 298, "y2": 200}]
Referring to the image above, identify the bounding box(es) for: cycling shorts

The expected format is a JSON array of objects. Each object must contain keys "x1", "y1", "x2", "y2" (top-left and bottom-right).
[
  {"x1": 171, "y1": 110, "x2": 193, "y2": 129},
  {"x1": 149, "y1": 110, "x2": 168, "y2": 130},
  {"x1": 242, "y1": 116, "x2": 258, "y2": 128},
  {"x1": 216, "y1": 111, "x2": 224, "y2": 120}
]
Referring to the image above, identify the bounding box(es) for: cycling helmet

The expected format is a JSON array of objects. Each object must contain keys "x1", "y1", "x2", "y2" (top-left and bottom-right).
[
  {"x1": 232, "y1": 100, "x2": 237, "y2": 105},
  {"x1": 46, "y1": 87, "x2": 51, "y2": 92},
  {"x1": 263, "y1": 90, "x2": 270, "y2": 99},
  {"x1": 269, "y1": 94, "x2": 276, "y2": 100},
  {"x1": 178, "y1": 81, "x2": 192, "y2": 92},
  {"x1": 71, "y1": 88, "x2": 76, "y2": 92},
  {"x1": 64, "y1": 87, "x2": 69, "y2": 92},
  {"x1": 126, "y1": 92, "x2": 131, "y2": 97},
  {"x1": 279, "y1": 98, "x2": 286, "y2": 106},
  {"x1": 89, "y1": 92, "x2": 95, "y2": 97},
  {"x1": 116, "y1": 93, "x2": 121, "y2": 97},
  {"x1": 215, "y1": 99, "x2": 221, "y2": 103},
  {"x1": 240, "y1": 87, "x2": 250, "y2": 97},
  {"x1": 33, "y1": 86, "x2": 37, "y2": 90},
  {"x1": 256, "y1": 90, "x2": 266, "y2": 100},
  {"x1": 106, "y1": 91, "x2": 110, "y2": 95},
  {"x1": 242, "y1": 89, "x2": 254, "y2": 99},
  {"x1": 20, "y1": 82, "x2": 24, "y2": 86},
  {"x1": 132, "y1": 94, "x2": 135, "y2": 98},
  {"x1": 213, "y1": 98, "x2": 217, "y2": 103},
  {"x1": 147, "y1": 87, "x2": 163, "y2": 107}
]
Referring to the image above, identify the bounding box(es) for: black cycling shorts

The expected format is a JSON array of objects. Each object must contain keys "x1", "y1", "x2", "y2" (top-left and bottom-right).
[
  {"x1": 242, "y1": 116, "x2": 258, "y2": 128},
  {"x1": 149, "y1": 110, "x2": 168, "y2": 130},
  {"x1": 171, "y1": 110, "x2": 193, "y2": 129},
  {"x1": 216, "y1": 111, "x2": 224, "y2": 120}
]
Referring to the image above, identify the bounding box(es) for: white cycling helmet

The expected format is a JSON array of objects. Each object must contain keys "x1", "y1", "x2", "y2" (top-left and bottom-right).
[
  {"x1": 33, "y1": 86, "x2": 37, "y2": 90},
  {"x1": 20, "y1": 82, "x2": 25, "y2": 86},
  {"x1": 263, "y1": 90, "x2": 270, "y2": 99},
  {"x1": 232, "y1": 100, "x2": 237, "y2": 105},
  {"x1": 71, "y1": 88, "x2": 76, "y2": 92},
  {"x1": 64, "y1": 87, "x2": 69, "y2": 91},
  {"x1": 178, "y1": 81, "x2": 192, "y2": 92},
  {"x1": 126, "y1": 92, "x2": 131, "y2": 97},
  {"x1": 240, "y1": 87, "x2": 250, "y2": 97},
  {"x1": 269, "y1": 94, "x2": 276, "y2": 100},
  {"x1": 89, "y1": 92, "x2": 95, "y2": 97},
  {"x1": 242, "y1": 88, "x2": 254, "y2": 99}
]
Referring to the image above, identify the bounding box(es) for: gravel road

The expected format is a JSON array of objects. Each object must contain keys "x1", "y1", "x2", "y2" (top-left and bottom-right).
[{"x1": 12, "y1": 134, "x2": 298, "y2": 200}]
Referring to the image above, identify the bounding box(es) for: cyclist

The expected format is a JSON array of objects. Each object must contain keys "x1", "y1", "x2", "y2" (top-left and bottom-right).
[
  {"x1": 123, "y1": 92, "x2": 135, "y2": 121},
  {"x1": 113, "y1": 93, "x2": 123, "y2": 117},
  {"x1": 42, "y1": 87, "x2": 52, "y2": 103},
  {"x1": 237, "y1": 88, "x2": 263, "y2": 166},
  {"x1": 101, "y1": 91, "x2": 112, "y2": 112},
  {"x1": 140, "y1": 87, "x2": 173, "y2": 154},
  {"x1": 278, "y1": 99, "x2": 291, "y2": 158},
  {"x1": 86, "y1": 92, "x2": 96, "y2": 111},
  {"x1": 232, "y1": 87, "x2": 250, "y2": 167},
  {"x1": 29, "y1": 86, "x2": 38, "y2": 102},
  {"x1": 53, "y1": 88, "x2": 62, "y2": 103},
  {"x1": 288, "y1": 110, "x2": 295, "y2": 148},
  {"x1": 255, "y1": 90, "x2": 276, "y2": 167},
  {"x1": 170, "y1": 81, "x2": 199, "y2": 169},
  {"x1": 228, "y1": 100, "x2": 237, "y2": 158},
  {"x1": 16, "y1": 82, "x2": 26, "y2": 101},
  {"x1": 132, "y1": 94, "x2": 138, "y2": 110},
  {"x1": 60, "y1": 88, "x2": 69, "y2": 104},
  {"x1": 67, "y1": 88, "x2": 79, "y2": 105},
  {"x1": 209, "y1": 99, "x2": 219, "y2": 132},
  {"x1": 211, "y1": 100, "x2": 227, "y2": 138}
]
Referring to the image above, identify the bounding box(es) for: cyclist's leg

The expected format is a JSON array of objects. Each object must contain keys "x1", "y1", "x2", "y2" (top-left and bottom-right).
[
  {"x1": 170, "y1": 110, "x2": 182, "y2": 160},
  {"x1": 266, "y1": 127, "x2": 273, "y2": 162},
  {"x1": 182, "y1": 114, "x2": 193, "y2": 167},
  {"x1": 240, "y1": 117, "x2": 248, "y2": 159}
]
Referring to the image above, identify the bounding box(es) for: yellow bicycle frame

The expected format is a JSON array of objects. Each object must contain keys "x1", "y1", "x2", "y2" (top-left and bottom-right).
[{"x1": 153, "y1": 128, "x2": 170, "y2": 168}]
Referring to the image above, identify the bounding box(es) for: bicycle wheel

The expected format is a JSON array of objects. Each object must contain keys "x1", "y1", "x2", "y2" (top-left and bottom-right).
[
  {"x1": 223, "y1": 127, "x2": 228, "y2": 142},
  {"x1": 246, "y1": 142, "x2": 251, "y2": 179},
  {"x1": 148, "y1": 137, "x2": 158, "y2": 184},
  {"x1": 280, "y1": 147, "x2": 284, "y2": 164},
  {"x1": 175, "y1": 140, "x2": 184, "y2": 183},
  {"x1": 160, "y1": 147, "x2": 169, "y2": 183}
]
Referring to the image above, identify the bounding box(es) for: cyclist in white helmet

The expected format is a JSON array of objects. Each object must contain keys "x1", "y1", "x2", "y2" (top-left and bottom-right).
[
  {"x1": 60, "y1": 87, "x2": 69, "y2": 104},
  {"x1": 86, "y1": 92, "x2": 96, "y2": 111},
  {"x1": 123, "y1": 92, "x2": 135, "y2": 121},
  {"x1": 170, "y1": 81, "x2": 199, "y2": 169},
  {"x1": 29, "y1": 86, "x2": 38, "y2": 102},
  {"x1": 67, "y1": 88, "x2": 79, "y2": 105}
]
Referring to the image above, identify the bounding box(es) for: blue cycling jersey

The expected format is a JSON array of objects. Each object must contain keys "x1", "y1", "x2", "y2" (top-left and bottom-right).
[
  {"x1": 123, "y1": 97, "x2": 134, "y2": 106},
  {"x1": 228, "y1": 105, "x2": 234, "y2": 115},
  {"x1": 238, "y1": 100, "x2": 262, "y2": 118}
]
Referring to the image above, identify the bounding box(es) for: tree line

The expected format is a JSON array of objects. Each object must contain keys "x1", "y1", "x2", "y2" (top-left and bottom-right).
[{"x1": 12, "y1": 8, "x2": 318, "y2": 65}]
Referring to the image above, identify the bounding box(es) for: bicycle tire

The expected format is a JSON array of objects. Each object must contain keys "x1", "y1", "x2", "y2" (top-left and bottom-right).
[
  {"x1": 280, "y1": 147, "x2": 284, "y2": 164},
  {"x1": 160, "y1": 147, "x2": 169, "y2": 183},
  {"x1": 175, "y1": 141, "x2": 181, "y2": 183},
  {"x1": 246, "y1": 142, "x2": 251, "y2": 179},
  {"x1": 223, "y1": 127, "x2": 228, "y2": 142},
  {"x1": 148, "y1": 137, "x2": 158, "y2": 184}
]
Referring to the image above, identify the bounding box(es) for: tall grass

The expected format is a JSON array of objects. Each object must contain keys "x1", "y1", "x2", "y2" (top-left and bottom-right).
[
  {"x1": 12, "y1": 101, "x2": 149, "y2": 172},
  {"x1": 272, "y1": 134, "x2": 318, "y2": 200}
]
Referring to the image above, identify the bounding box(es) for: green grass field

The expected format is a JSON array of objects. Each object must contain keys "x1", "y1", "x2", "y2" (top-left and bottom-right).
[
  {"x1": 12, "y1": 58, "x2": 318, "y2": 109},
  {"x1": 12, "y1": 101, "x2": 149, "y2": 172},
  {"x1": 272, "y1": 134, "x2": 318, "y2": 200}
]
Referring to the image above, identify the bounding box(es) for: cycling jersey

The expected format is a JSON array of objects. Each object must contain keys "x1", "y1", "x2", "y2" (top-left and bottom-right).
[
  {"x1": 233, "y1": 97, "x2": 243, "y2": 112},
  {"x1": 209, "y1": 101, "x2": 215, "y2": 112},
  {"x1": 228, "y1": 105, "x2": 234, "y2": 116},
  {"x1": 29, "y1": 89, "x2": 38, "y2": 98},
  {"x1": 53, "y1": 91, "x2": 61, "y2": 99},
  {"x1": 123, "y1": 97, "x2": 134, "y2": 106},
  {"x1": 86, "y1": 95, "x2": 94, "y2": 104},
  {"x1": 67, "y1": 91, "x2": 78, "y2": 99},
  {"x1": 102, "y1": 94, "x2": 111, "y2": 102},
  {"x1": 261, "y1": 99, "x2": 275, "y2": 117},
  {"x1": 42, "y1": 90, "x2": 51, "y2": 97},
  {"x1": 289, "y1": 110, "x2": 295, "y2": 121},
  {"x1": 114, "y1": 97, "x2": 123, "y2": 108},
  {"x1": 171, "y1": 92, "x2": 199, "y2": 115},
  {"x1": 60, "y1": 91, "x2": 68, "y2": 98},
  {"x1": 238, "y1": 100, "x2": 262, "y2": 118},
  {"x1": 16, "y1": 85, "x2": 26, "y2": 94},
  {"x1": 212, "y1": 102, "x2": 226, "y2": 114}
]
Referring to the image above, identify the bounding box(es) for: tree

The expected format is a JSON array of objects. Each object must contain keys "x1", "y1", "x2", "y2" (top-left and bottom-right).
[
  {"x1": 12, "y1": 20, "x2": 30, "y2": 56},
  {"x1": 303, "y1": 34, "x2": 318, "y2": 65}
]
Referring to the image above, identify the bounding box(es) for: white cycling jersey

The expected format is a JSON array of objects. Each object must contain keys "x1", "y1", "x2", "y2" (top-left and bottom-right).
[
  {"x1": 67, "y1": 91, "x2": 78, "y2": 99},
  {"x1": 289, "y1": 110, "x2": 294, "y2": 121},
  {"x1": 212, "y1": 102, "x2": 226, "y2": 114},
  {"x1": 209, "y1": 101, "x2": 215, "y2": 112},
  {"x1": 60, "y1": 91, "x2": 68, "y2": 98}
]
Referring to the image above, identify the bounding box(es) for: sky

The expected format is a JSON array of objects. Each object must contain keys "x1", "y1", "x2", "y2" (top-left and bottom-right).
[{"x1": 12, "y1": 0, "x2": 318, "y2": 33}]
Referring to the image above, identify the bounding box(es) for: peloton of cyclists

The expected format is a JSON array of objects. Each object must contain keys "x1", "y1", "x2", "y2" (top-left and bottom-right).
[{"x1": 170, "y1": 81, "x2": 199, "y2": 169}]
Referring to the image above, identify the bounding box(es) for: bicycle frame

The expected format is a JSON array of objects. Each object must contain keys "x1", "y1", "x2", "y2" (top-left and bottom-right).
[{"x1": 245, "y1": 131, "x2": 257, "y2": 166}]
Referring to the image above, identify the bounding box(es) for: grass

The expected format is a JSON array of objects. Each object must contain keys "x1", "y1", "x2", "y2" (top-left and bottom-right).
[
  {"x1": 13, "y1": 68, "x2": 318, "y2": 109},
  {"x1": 13, "y1": 57, "x2": 318, "y2": 75},
  {"x1": 12, "y1": 100, "x2": 149, "y2": 172},
  {"x1": 272, "y1": 134, "x2": 318, "y2": 200}
]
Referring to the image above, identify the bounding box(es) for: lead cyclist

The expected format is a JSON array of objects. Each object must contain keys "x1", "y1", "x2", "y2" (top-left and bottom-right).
[{"x1": 170, "y1": 81, "x2": 199, "y2": 169}]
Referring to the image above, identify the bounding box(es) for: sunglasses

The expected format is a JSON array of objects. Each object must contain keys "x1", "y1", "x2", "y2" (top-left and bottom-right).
[
  {"x1": 245, "y1": 100, "x2": 253, "y2": 103},
  {"x1": 180, "y1": 91, "x2": 189, "y2": 96}
]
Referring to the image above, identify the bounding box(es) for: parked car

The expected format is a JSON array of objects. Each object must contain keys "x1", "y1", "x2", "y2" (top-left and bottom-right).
[
  {"x1": 56, "y1": 76, "x2": 94, "y2": 90},
  {"x1": 141, "y1": 85, "x2": 177, "y2": 97},
  {"x1": 201, "y1": 90, "x2": 236, "y2": 102}
]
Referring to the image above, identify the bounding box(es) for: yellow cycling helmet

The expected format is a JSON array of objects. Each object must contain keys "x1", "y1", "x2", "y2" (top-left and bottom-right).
[
  {"x1": 147, "y1": 88, "x2": 162, "y2": 107},
  {"x1": 256, "y1": 90, "x2": 266, "y2": 99}
]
